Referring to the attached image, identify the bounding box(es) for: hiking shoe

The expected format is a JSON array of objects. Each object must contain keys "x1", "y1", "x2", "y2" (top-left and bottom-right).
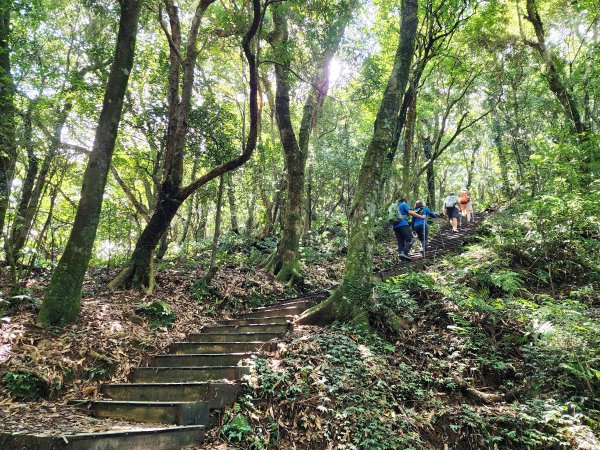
[{"x1": 399, "y1": 252, "x2": 412, "y2": 262}]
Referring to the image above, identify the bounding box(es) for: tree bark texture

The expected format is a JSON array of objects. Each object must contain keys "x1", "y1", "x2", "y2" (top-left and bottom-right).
[
  {"x1": 269, "y1": 2, "x2": 354, "y2": 285},
  {"x1": 423, "y1": 137, "x2": 435, "y2": 208},
  {"x1": 37, "y1": 0, "x2": 143, "y2": 326},
  {"x1": 297, "y1": 0, "x2": 419, "y2": 327},
  {"x1": 0, "y1": 1, "x2": 16, "y2": 236},
  {"x1": 204, "y1": 175, "x2": 224, "y2": 283}
]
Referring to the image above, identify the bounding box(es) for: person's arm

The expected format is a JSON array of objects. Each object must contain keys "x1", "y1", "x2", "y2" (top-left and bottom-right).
[{"x1": 408, "y1": 209, "x2": 426, "y2": 219}]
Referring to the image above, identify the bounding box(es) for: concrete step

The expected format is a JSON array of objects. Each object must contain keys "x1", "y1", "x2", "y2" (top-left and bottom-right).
[
  {"x1": 131, "y1": 366, "x2": 251, "y2": 383},
  {"x1": 0, "y1": 426, "x2": 205, "y2": 450},
  {"x1": 200, "y1": 323, "x2": 291, "y2": 334},
  {"x1": 239, "y1": 305, "x2": 304, "y2": 319},
  {"x1": 253, "y1": 299, "x2": 315, "y2": 312},
  {"x1": 101, "y1": 382, "x2": 240, "y2": 408},
  {"x1": 170, "y1": 341, "x2": 274, "y2": 354},
  {"x1": 153, "y1": 353, "x2": 256, "y2": 367},
  {"x1": 71, "y1": 400, "x2": 209, "y2": 426},
  {"x1": 186, "y1": 332, "x2": 282, "y2": 343},
  {"x1": 217, "y1": 316, "x2": 294, "y2": 326}
]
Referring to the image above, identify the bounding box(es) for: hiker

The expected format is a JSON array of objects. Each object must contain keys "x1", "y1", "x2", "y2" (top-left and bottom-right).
[
  {"x1": 412, "y1": 200, "x2": 438, "y2": 256},
  {"x1": 389, "y1": 198, "x2": 427, "y2": 262},
  {"x1": 458, "y1": 189, "x2": 473, "y2": 223},
  {"x1": 444, "y1": 192, "x2": 460, "y2": 232}
]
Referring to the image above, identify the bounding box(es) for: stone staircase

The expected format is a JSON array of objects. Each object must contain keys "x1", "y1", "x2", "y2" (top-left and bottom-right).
[
  {"x1": 0, "y1": 293, "x2": 324, "y2": 450},
  {"x1": 374, "y1": 211, "x2": 489, "y2": 281},
  {"x1": 1, "y1": 213, "x2": 492, "y2": 449}
]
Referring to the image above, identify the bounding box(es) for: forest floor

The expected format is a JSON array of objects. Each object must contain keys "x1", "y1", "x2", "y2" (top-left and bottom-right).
[
  {"x1": 0, "y1": 249, "x2": 341, "y2": 437},
  {"x1": 1, "y1": 210, "x2": 599, "y2": 449}
]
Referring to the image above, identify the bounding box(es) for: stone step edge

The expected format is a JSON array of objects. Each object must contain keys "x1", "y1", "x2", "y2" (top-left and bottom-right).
[
  {"x1": 0, "y1": 426, "x2": 205, "y2": 449},
  {"x1": 69, "y1": 400, "x2": 209, "y2": 406},
  {"x1": 133, "y1": 366, "x2": 251, "y2": 371},
  {"x1": 102, "y1": 381, "x2": 239, "y2": 388}
]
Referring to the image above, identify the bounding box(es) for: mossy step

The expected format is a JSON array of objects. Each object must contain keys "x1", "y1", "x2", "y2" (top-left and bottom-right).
[
  {"x1": 186, "y1": 332, "x2": 283, "y2": 343},
  {"x1": 102, "y1": 382, "x2": 240, "y2": 408},
  {"x1": 200, "y1": 323, "x2": 291, "y2": 334},
  {"x1": 170, "y1": 341, "x2": 276, "y2": 354},
  {"x1": 131, "y1": 366, "x2": 251, "y2": 383},
  {"x1": 239, "y1": 305, "x2": 304, "y2": 319},
  {"x1": 70, "y1": 400, "x2": 209, "y2": 426},
  {"x1": 153, "y1": 353, "x2": 256, "y2": 367},
  {"x1": 217, "y1": 316, "x2": 294, "y2": 326},
  {"x1": 0, "y1": 426, "x2": 205, "y2": 450}
]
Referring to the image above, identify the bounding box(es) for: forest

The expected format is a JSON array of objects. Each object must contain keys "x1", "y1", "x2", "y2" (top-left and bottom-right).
[{"x1": 0, "y1": 0, "x2": 598, "y2": 448}]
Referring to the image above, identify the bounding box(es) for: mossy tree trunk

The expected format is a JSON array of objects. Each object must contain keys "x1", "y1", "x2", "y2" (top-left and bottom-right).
[
  {"x1": 37, "y1": 0, "x2": 144, "y2": 326},
  {"x1": 423, "y1": 137, "x2": 435, "y2": 208},
  {"x1": 269, "y1": 2, "x2": 355, "y2": 285},
  {"x1": 0, "y1": 0, "x2": 16, "y2": 237},
  {"x1": 109, "y1": 0, "x2": 261, "y2": 291},
  {"x1": 297, "y1": 0, "x2": 419, "y2": 327}
]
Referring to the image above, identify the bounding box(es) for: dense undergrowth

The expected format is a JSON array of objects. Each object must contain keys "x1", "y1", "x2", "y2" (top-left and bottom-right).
[{"x1": 214, "y1": 200, "x2": 599, "y2": 449}]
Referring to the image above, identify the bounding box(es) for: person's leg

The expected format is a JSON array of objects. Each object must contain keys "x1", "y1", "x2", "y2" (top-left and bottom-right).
[
  {"x1": 400, "y1": 225, "x2": 414, "y2": 256},
  {"x1": 415, "y1": 226, "x2": 425, "y2": 253},
  {"x1": 394, "y1": 227, "x2": 404, "y2": 255},
  {"x1": 452, "y1": 217, "x2": 458, "y2": 231}
]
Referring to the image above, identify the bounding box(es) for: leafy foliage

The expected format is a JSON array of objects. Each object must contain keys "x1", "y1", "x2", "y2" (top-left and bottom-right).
[
  {"x1": 2, "y1": 371, "x2": 49, "y2": 401},
  {"x1": 135, "y1": 300, "x2": 177, "y2": 329}
]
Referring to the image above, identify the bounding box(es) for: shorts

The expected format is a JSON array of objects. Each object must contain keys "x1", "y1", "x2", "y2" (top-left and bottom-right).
[{"x1": 446, "y1": 206, "x2": 459, "y2": 219}]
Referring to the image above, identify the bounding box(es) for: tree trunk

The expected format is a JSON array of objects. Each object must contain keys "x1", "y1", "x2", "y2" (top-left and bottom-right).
[
  {"x1": 423, "y1": 137, "x2": 435, "y2": 207},
  {"x1": 37, "y1": 0, "x2": 143, "y2": 326},
  {"x1": 492, "y1": 119, "x2": 511, "y2": 193},
  {"x1": 269, "y1": 2, "x2": 354, "y2": 285},
  {"x1": 0, "y1": 1, "x2": 16, "y2": 237},
  {"x1": 204, "y1": 175, "x2": 224, "y2": 283},
  {"x1": 400, "y1": 95, "x2": 416, "y2": 196},
  {"x1": 525, "y1": 0, "x2": 588, "y2": 139},
  {"x1": 6, "y1": 106, "x2": 36, "y2": 265},
  {"x1": 297, "y1": 0, "x2": 418, "y2": 327},
  {"x1": 109, "y1": 0, "x2": 261, "y2": 291},
  {"x1": 156, "y1": 227, "x2": 170, "y2": 261},
  {"x1": 245, "y1": 190, "x2": 256, "y2": 234},
  {"x1": 195, "y1": 194, "x2": 208, "y2": 240},
  {"x1": 226, "y1": 173, "x2": 240, "y2": 234}
]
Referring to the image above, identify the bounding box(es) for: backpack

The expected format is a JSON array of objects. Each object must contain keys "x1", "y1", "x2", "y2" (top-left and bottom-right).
[
  {"x1": 445, "y1": 197, "x2": 457, "y2": 208},
  {"x1": 387, "y1": 202, "x2": 402, "y2": 225},
  {"x1": 459, "y1": 192, "x2": 470, "y2": 204}
]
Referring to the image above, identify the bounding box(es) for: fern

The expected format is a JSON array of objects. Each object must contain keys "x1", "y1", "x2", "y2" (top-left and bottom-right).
[{"x1": 490, "y1": 270, "x2": 522, "y2": 294}]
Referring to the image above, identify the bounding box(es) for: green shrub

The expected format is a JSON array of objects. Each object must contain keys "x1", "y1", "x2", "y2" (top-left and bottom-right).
[
  {"x1": 3, "y1": 371, "x2": 48, "y2": 401},
  {"x1": 189, "y1": 278, "x2": 219, "y2": 303},
  {"x1": 135, "y1": 300, "x2": 177, "y2": 329}
]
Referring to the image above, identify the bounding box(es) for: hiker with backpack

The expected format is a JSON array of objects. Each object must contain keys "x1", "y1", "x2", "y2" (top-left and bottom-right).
[
  {"x1": 412, "y1": 200, "x2": 439, "y2": 256},
  {"x1": 444, "y1": 192, "x2": 460, "y2": 232},
  {"x1": 458, "y1": 189, "x2": 473, "y2": 223},
  {"x1": 388, "y1": 198, "x2": 427, "y2": 262}
]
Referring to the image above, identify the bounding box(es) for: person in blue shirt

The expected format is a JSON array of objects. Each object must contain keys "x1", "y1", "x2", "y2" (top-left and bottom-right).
[
  {"x1": 393, "y1": 198, "x2": 426, "y2": 262},
  {"x1": 411, "y1": 200, "x2": 438, "y2": 256}
]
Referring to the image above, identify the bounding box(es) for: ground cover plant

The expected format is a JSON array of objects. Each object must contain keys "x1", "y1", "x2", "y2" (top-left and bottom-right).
[{"x1": 0, "y1": 0, "x2": 598, "y2": 447}]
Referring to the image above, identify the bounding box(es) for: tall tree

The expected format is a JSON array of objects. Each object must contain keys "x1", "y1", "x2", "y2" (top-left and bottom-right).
[
  {"x1": 524, "y1": 0, "x2": 589, "y2": 139},
  {"x1": 266, "y1": 0, "x2": 356, "y2": 285},
  {"x1": 298, "y1": 0, "x2": 419, "y2": 327},
  {"x1": 109, "y1": 0, "x2": 262, "y2": 291},
  {"x1": 37, "y1": 0, "x2": 144, "y2": 326},
  {"x1": 0, "y1": 0, "x2": 16, "y2": 237}
]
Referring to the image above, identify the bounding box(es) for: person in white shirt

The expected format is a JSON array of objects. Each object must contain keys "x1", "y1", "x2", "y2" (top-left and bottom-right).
[{"x1": 444, "y1": 192, "x2": 460, "y2": 232}]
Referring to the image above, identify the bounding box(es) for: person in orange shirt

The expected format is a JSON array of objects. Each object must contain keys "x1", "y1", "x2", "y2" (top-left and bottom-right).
[{"x1": 458, "y1": 189, "x2": 473, "y2": 223}]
